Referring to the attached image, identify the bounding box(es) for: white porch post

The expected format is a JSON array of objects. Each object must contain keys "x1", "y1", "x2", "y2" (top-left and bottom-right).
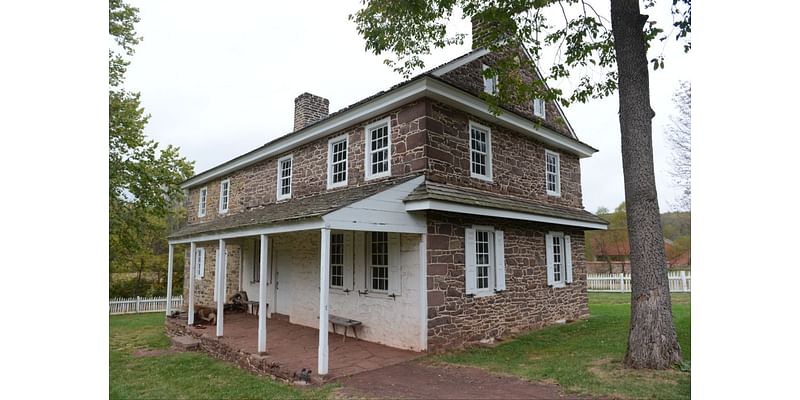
[
  {"x1": 216, "y1": 239, "x2": 227, "y2": 337},
  {"x1": 318, "y1": 227, "x2": 331, "y2": 375},
  {"x1": 188, "y1": 242, "x2": 196, "y2": 325},
  {"x1": 258, "y1": 234, "x2": 269, "y2": 353},
  {"x1": 418, "y1": 233, "x2": 428, "y2": 351},
  {"x1": 165, "y1": 244, "x2": 175, "y2": 316}
]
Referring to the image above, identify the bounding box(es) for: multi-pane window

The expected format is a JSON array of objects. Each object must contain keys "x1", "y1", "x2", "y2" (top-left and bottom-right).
[
  {"x1": 482, "y1": 64, "x2": 498, "y2": 94},
  {"x1": 330, "y1": 233, "x2": 344, "y2": 288},
  {"x1": 277, "y1": 156, "x2": 293, "y2": 200},
  {"x1": 198, "y1": 187, "x2": 207, "y2": 217},
  {"x1": 469, "y1": 122, "x2": 491, "y2": 180},
  {"x1": 370, "y1": 232, "x2": 389, "y2": 291},
  {"x1": 194, "y1": 248, "x2": 206, "y2": 279},
  {"x1": 552, "y1": 234, "x2": 563, "y2": 284},
  {"x1": 366, "y1": 120, "x2": 390, "y2": 179},
  {"x1": 328, "y1": 136, "x2": 348, "y2": 188},
  {"x1": 252, "y1": 238, "x2": 261, "y2": 283},
  {"x1": 545, "y1": 150, "x2": 561, "y2": 196},
  {"x1": 219, "y1": 179, "x2": 230, "y2": 213},
  {"x1": 533, "y1": 98, "x2": 546, "y2": 118},
  {"x1": 475, "y1": 231, "x2": 491, "y2": 290}
]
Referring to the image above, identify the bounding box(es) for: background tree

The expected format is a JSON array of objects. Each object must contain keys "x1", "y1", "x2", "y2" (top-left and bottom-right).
[
  {"x1": 352, "y1": 0, "x2": 690, "y2": 369},
  {"x1": 109, "y1": 0, "x2": 193, "y2": 296},
  {"x1": 666, "y1": 80, "x2": 691, "y2": 211}
]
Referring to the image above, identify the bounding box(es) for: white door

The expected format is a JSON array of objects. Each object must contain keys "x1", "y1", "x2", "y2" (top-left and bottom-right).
[{"x1": 274, "y1": 248, "x2": 292, "y2": 315}]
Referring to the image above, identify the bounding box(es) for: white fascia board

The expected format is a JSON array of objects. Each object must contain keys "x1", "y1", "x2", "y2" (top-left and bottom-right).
[
  {"x1": 168, "y1": 218, "x2": 326, "y2": 244},
  {"x1": 424, "y1": 79, "x2": 597, "y2": 158},
  {"x1": 430, "y1": 49, "x2": 491, "y2": 76},
  {"x1": 182, "y1": 75, "x2": 596, "y2": 190},
  {"x1": 405, "y1": 199, "x2": 608, "y2": 230},
  {"x1": 181, "y1": 79, "x2": 430, "y2": 189}
]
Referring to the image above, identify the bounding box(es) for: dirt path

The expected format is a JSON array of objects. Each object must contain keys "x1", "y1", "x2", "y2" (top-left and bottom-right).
[{"x1": 336, "y1": 360, "x2": 591, "y2": 399}]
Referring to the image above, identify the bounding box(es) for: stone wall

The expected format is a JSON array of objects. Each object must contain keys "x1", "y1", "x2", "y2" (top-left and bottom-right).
[
  {"x1": 425, "y1": 211, "x2": 589, "y2": 351},
  {"x1": 182, "y1": 239, "x2": 242, "y2": 309},
  {"x1": 426, "y1": 100, "x2": 583, "y2": 208},
  {"x1": 438, "y1": 50, "x2": 573, "y2": 137},
  {"x1": 184, "y1": 100, "x2": 428, "y2": 226}
]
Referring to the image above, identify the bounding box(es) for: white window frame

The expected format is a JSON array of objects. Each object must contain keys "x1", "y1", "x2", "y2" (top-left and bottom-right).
[
  {"x1": 367, "y1": 231, "x2": 390, "y2": 293},
  {"x1": 533, "y1": 98, "x2": 546, "y2": 119},
  {"x1": 218, "y1": 179, "x2": 230, "y2": 213},
  {"x1": 465, "y1": 225, "x2": 506, "y2": 297},
  {"x1": 327, "y1": 134, "x2": 349, "y2": 189},
  {"x1": 468, "y1": 121, "x2": 493, "y2": 182},
  {"x1": 276, "y1": 154, "x2": 293, "y2": 201},
  {"x1": 545, "y1": 231, "x2": 573, "y2": 288},
  {"x1": 474, "y1": 227, "x2": 495, "y2": 296},
  {"x1": 197, "y1": 187, "x2": 207, "y2": 217},
  {"x1": 330, "y1": 233, "x2": 345, "y2": 289},
  {"x1": 364, "y1": 117, "x2": 392, "y2": 181},
  {"x1": 482, "y1": 64, "x2": 498, "y2": 94},
  {"x1": 545, "y1": 150, "x2": 561, "y2": 197},
  {"x1": 194, "y1": 247, "x2": 206, "y2": 279}
]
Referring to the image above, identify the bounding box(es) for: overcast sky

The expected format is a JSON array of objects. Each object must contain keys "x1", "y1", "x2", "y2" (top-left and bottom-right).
[{"x1": 125, "y1": 0, "x2": 691, "y2": 214}]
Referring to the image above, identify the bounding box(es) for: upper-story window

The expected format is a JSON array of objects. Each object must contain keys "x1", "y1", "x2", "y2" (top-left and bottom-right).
[
  {"x1": 198, "y1": 187, "x2": 207, "y2": 217},
  {"x1": 482, "y1": 64, "x2": 498, "y2": 94},
  {"x1": 365, "y1": 118, "x2": 391, "y2": 180},
  {"x1": 545, "y1": 150, "x2": 561, "y2": 196},
  {"x1": 219, "y1": 179, "x2": 230, "y2": 213},
  {"x1": 469, "y1": 121, "x2": 493, "y2": 181},
  {"x1": 533, "y1": 98, "x2": 546, "y2": 118},
  {"x1": 327, "y1": 135, "x2": 348, "y2": 189},
  {"x1": 276, "y1": 155, "x2": 293, "y2": 201}
]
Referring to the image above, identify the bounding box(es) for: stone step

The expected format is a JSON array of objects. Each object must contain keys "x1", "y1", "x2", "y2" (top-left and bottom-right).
[{"x1": 171, "y1": 335, "x2": 201, "y2": 351}]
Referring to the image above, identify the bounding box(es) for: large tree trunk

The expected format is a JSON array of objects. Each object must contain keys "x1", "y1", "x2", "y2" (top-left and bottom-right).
[{"x1": 611, "y1": 0, "x2": 683, "y2": 369}]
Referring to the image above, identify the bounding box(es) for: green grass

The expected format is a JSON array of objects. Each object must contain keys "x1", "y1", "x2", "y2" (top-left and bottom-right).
[
  {"x1": 438, "y1": 292, "x2": 691, "y2": 399},
  {"x1": 110, "y1": 313, "x2": 332, "y2": 400}
]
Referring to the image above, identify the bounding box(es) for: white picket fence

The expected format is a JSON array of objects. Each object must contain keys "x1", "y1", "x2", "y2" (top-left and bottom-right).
[
  {"x1": 109, "y1": 295, "x2": 184, "y2": 315},
  {"x1": 587, "y1": 271, "x2": 691, "y2": 292}
]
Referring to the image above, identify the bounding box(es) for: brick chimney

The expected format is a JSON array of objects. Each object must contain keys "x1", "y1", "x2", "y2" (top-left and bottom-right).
[
  {"x1": 293, "y1": 92, "x2": 329, "y2": 131},
  {"x1": 471, "y1": 14, "x2": 508, "y2": 49}
]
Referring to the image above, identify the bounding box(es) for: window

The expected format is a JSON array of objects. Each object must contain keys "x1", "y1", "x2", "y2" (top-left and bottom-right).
[
  {"x1": 545, "y1": 150, "x2": 561, "y2": 196},
  {"x1": 194, "y1": 247, "x2": 206, "y2": 279},
  {"x1": 276, "y1": 155, "x2": 293, "y2": 200},
  {"x1": 469, "y1": 121, "x2": 492, "y2": 181},
  {"x1": 327, "y1": 135, "x2": 348, "y2": 188},
  {"x1": 252, "y1": 238, "x2": 260, "y2": 283},
  {"x1": 545, "y1": 232, "x2": 573, "y2": 287},
  {"x1": 482, "y1": 64, "x2": 498, "y2": 94},
  {"x1": 198, "y1": 187, "x2": 207, "y2": 217},
  {"x1": 330, "y1": 233, "x2": 345, "y2": 288},
  {"x1": 465, "y1": 227, "x2": 506, "y2": 296},
  {"x1": 219, "y1": 179, "x2": 230, "y2": 213},
  {"x1": 369, "y1": 232, "x2": 389, "y2": 291},
  {"x1": 365, "y1": 118, "x2": 391, "y2": 180},
  {"x1": 533, "y1": 98, "x2": 546, "y2": 118}
]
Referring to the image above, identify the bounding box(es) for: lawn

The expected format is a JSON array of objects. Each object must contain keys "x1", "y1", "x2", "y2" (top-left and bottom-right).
[
  {"x1": 109, "y1": 313, "x2": 331, "y2": 399},
  {"x1": 438, "y1": 292, "x2": 691, "y2": 399}
]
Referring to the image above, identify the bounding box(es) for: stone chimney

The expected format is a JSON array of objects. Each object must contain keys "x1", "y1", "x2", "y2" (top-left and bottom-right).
[
  {"x1": 293, "y1": 92, "x2": 329, "y2": 131},
  {"x1": 471, "y1": 14, "x2": 507, "y2": 49}
]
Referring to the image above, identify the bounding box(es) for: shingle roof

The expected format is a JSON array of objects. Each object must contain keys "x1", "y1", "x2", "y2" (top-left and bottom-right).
[
  {"x1": 170, "y1": 174, "x2": 422, "y2": 239},
  {"x1": 404, "y1": 179, "x2": 608, "y2": 227}
]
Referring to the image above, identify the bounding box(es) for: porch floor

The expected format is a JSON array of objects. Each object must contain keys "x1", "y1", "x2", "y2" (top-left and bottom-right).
[{"x1": 174, "y1": 312, "x2": 422, "y2": 381}]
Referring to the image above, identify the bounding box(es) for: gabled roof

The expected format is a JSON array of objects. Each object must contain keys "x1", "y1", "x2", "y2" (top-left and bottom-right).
[{"x1": 405, "y1": 179, "x2": 608, "y2": 230}]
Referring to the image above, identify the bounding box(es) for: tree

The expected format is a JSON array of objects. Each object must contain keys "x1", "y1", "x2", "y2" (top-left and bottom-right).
[
  {"x1": 109, "y1": 0, "x2": 193, "y2": 295},
  {"x1": 351, "y1": 0, "x2": 690, "y2": 369},
  {"x1": 666, "y1": 80, "x2": 691, "y2": 211}
]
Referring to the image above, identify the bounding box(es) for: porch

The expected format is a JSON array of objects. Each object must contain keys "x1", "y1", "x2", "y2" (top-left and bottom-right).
[{"x1": 166, "y1": 312, "x2": 420, "y2": 382}]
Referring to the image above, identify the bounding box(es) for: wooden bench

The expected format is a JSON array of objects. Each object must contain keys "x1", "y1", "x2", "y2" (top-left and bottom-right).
[{"x1": 329, "y1": 315, "x2": 362, "y2": 342}]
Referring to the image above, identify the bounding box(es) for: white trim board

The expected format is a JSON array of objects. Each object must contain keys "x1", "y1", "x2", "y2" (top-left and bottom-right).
[
  {"x1": 168, "y1": 219, "x2": 326, "y2": 244},
  {"x1": 405, "y1": 199, "x2": 608, "y2": 230},
  {"x1": 181, "y1": 76, "x2": 597, "y2": 190}
]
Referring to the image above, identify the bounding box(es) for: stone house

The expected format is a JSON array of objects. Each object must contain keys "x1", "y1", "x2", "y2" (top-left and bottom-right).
[{"x1": 164, "y1": 29, "x2": 607, "y2": 376}]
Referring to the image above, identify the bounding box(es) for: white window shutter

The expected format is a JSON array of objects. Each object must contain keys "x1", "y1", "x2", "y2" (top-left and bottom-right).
[
  {"x1": 344, "y1": 232, "x2": 354, "y2": 290},
  {"x1": 493, "y1": 230, "x2": 506, "y2": 292},
  {"x1": 388, "y1": 232, "x2": 402, "y2": 295},
  {"x1": 545, "y1": 233, "x2": 554, "y2": 286},
  {"x1": 565, "y1": 235, "x2": 573, "y2": 283},
  {"x1": 465, "y1": 228, "x2": 477, "y2": 295}
]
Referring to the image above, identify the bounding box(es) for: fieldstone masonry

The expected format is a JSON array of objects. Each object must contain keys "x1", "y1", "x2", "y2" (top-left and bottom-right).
[
  {"x1": 182, "y1": 240, "x2": 242, "y2": 309},
  {"x1": 426, "y1": 211, "x2": 589, "y2": 351}
]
